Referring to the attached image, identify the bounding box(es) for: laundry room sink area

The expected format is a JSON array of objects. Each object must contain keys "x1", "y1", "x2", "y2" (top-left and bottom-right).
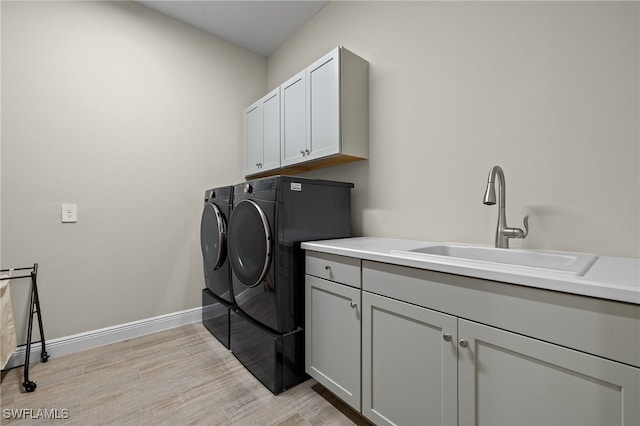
[
  {"x1": 392, "y1": 244, "x2": 598, "y2": 276},
  {"x1": 302, "y1": 237, "x2": 640, "y2": 426}
]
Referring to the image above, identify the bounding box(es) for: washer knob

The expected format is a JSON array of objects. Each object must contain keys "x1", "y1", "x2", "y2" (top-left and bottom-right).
[{"x1": 244, "y1": 183, "x2": 253, "y2": 194}]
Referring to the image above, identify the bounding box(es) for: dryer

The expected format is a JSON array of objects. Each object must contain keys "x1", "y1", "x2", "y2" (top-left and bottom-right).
[
  {"x1": 227, "y1": 176, "x2": 353, "y2": 393},
  {"x1": 200, "y1": 186, "x2": 233, "y2": 348}
]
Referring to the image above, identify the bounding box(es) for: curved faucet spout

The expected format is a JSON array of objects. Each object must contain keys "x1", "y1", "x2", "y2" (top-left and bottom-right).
[
  {"x1": 483, "y1": 165, "x2": 504, "y2": 206},
  {"x1": 483, "y1": 165, "x2": 527, "y2": 248}
]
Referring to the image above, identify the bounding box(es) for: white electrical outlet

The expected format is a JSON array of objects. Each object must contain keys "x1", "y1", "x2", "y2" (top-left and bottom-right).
[{"x1": 61, "y1": 204, "x2": 78, "y2": 223}]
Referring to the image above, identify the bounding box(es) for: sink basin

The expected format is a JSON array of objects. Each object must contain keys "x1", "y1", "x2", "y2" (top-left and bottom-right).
[{"x1": 392, "y1": 244, "x2": 598, "y2": 276}]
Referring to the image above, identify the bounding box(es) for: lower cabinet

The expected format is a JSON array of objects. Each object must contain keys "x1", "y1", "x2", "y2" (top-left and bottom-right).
[
  {"x1": 362, "y1": 291, "x2": 640, "y2": 426},
  {"x1": 362, "y1": 292, "x2": 458, "y2": 425},
  {"x1": 304, "y1": 253, "x2": 640, "y2": 426},
  {"x1": 305, "y1": 275, "x2": 361, "y2": 410},
  {"x1": 458, "y1": 319, "x2": 639, "y2": 426}
]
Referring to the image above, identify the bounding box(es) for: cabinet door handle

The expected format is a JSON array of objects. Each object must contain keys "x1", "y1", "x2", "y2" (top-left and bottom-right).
[
  {"x1": 300, "y1": 149, "x2": 305, "y2": 156},
  {"x1": 459, "y1": 339, "x2": 469, "y2": 348},
  {"x1": 305, "y1": 149, "x2": 310, "y2": 155},
  {"x1": 350, "y1": 301, "x2": 357, "y2": 308},
  {"x1": 443, "y1": 333, "x2": 452, "y2": 342},
  {"x1": 324, "y1": 265, "x2": 331, "y2": 270}
]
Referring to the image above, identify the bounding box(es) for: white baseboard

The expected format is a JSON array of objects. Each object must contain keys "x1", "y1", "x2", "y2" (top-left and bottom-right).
[{"x1": 4, "y1": 307, "x2": 202, "y2": 370}]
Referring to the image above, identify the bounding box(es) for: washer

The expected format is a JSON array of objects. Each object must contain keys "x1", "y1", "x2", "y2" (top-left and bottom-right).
[
  {"x1": 227, "y1": 175, "x2": 353, "y2": 393},
  {"x1": 200, "y1": 186, "x2": 233, "y2": 348}
]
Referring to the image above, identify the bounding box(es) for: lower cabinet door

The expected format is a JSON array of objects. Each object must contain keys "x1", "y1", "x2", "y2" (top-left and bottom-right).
[
  {"x1": 458, "y1": 319, "x2": 640, "y2": 426},
  {"x1": 305, "y1": 275, "x2": 361, "y2": 410},
  {"x1": 362, "y1": 291, "x2": 458, "y2": 426}
]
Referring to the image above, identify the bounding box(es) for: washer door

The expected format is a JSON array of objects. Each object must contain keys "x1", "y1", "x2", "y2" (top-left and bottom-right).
[
  {"x1": 228, "y1": 199, "x2": 271, "y2": 288},
  {"x1": 200, "y1": 203, "x2": 227, "y2": 271}
]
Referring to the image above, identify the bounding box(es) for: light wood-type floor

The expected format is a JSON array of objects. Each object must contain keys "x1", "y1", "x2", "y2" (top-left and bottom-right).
[{"x1": 1, "y1": 323, "x2": 370, "y2": 425}]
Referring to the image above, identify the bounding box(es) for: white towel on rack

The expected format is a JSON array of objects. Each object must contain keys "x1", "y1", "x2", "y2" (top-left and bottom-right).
[{"x1": 1, "y1": 273, "x2": 18, "y2": 369}]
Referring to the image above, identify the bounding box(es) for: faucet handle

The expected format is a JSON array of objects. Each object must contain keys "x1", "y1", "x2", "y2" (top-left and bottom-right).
[
  {"x1": 503, "y1": 215, "x2": 529, "y2": 239},
  {"x1": 522, "y1": 215, "x2": 529, "y2": 238}
]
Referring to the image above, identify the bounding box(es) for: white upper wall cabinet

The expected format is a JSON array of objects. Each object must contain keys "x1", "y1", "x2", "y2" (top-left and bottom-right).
[
  {"x1": 244, "y1": 87, "x2": 281, "y2": 177},
  {"x1": 284, "y1": 49, "x2": 342, "y2": 166},
  {"x1": 245, "y1": 46, "x2": 369, "y2": 178},
  {"x1": 281, "y1": 70, "x2": 307, "y2": 167},
  {"x1": 244, "y1": 102, "x2": 263, "y2": 176}
]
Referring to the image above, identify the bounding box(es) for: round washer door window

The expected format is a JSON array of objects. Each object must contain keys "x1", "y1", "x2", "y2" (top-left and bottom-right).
[
  {"x1": 200, "y1": 203, "x2": 226, "y2": 271},
  {"x1": 228, "y1": 199, "x2": 271, "y2": 288}
]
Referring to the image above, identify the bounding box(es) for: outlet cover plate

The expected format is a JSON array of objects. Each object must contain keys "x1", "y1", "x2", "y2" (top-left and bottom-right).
[{"x1": 62, "y1": 204, "x2": 77, "y2": 223}]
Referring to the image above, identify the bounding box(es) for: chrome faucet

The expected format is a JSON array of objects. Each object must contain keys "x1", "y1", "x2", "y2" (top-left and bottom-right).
[{"x1": 482, "y1": 165, "x2": 529, "y2": 248}]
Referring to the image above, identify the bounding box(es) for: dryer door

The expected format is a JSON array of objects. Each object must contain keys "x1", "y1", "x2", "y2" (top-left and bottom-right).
[
  {"x1": 228, "y1": 198, "x2": 283, "y2": 332},
  {"x1": 200, "y1": 203, "x2": 227, "y2": 272},
  {"x1": 227, "y1": 199, "x2": 271, "y2": 288}
]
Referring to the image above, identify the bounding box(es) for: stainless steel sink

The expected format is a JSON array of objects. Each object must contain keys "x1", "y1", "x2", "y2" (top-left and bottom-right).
[{"x1": 392, "y1": 244, "x2": 598, "y2": 276}]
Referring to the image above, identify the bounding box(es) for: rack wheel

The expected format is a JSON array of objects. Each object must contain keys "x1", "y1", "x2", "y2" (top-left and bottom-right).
[
  {"x1": 23, "y1": 381, "x2": 37, "y2": 392},
  {"x1": 41, "y1": 352, "x2": 50, "y2": 363}
]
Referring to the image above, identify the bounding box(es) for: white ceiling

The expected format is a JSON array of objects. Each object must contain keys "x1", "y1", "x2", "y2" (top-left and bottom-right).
[{"x1": 136, "y1": 1, "x2": 329, "y2": 56}]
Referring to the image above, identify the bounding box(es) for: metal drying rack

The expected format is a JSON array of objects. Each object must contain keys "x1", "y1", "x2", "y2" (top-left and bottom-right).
[{"x1": 1, "y1": 263, "x2": 49, "y2": 392}]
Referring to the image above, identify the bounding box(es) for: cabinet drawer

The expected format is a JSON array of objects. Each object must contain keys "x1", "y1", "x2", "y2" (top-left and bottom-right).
[{"x1": 306, "y1": 252, "x2": 361, "y2": 288}]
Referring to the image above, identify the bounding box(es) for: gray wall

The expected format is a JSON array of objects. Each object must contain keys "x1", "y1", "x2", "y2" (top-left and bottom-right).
[
  {"x1": 269, "y1": 1, "x2": 639, "y2": 258},
  {"x1": 1, "y1": 1, "x2": 265, "y2": 341}
]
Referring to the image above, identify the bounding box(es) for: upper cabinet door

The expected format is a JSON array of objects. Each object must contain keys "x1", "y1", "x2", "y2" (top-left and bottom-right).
[
  {"x1": 281, "y1": 70, "x2": 307, "y2": 167},
  {"x1": 261, "y1": 87, "x2": 281, "y2": 172},
  {"x1": 307, "y1": 48, "x2": 340, "y2": 161},
  {"x1": 243, "y1": 88, "x2": 281, "y2": 177},
  {"x1": 244, "y1": 102, "x2": 263, "y2": 177}
]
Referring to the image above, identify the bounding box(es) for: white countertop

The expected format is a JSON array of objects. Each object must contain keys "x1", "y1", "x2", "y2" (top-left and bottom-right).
[{"x1": 301, "y1": 237, "x2": 640, "y2": 305}]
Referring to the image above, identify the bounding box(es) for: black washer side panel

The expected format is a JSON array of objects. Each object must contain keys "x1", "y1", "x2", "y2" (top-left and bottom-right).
[{"x1": 278, "y1": 177, "x2": 353, "y2": 332}]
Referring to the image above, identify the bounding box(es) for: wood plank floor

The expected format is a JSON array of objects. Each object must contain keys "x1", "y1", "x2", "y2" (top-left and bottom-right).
[{"x1": 1, "y1": 323, "x2": 369, "y2": 425}]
